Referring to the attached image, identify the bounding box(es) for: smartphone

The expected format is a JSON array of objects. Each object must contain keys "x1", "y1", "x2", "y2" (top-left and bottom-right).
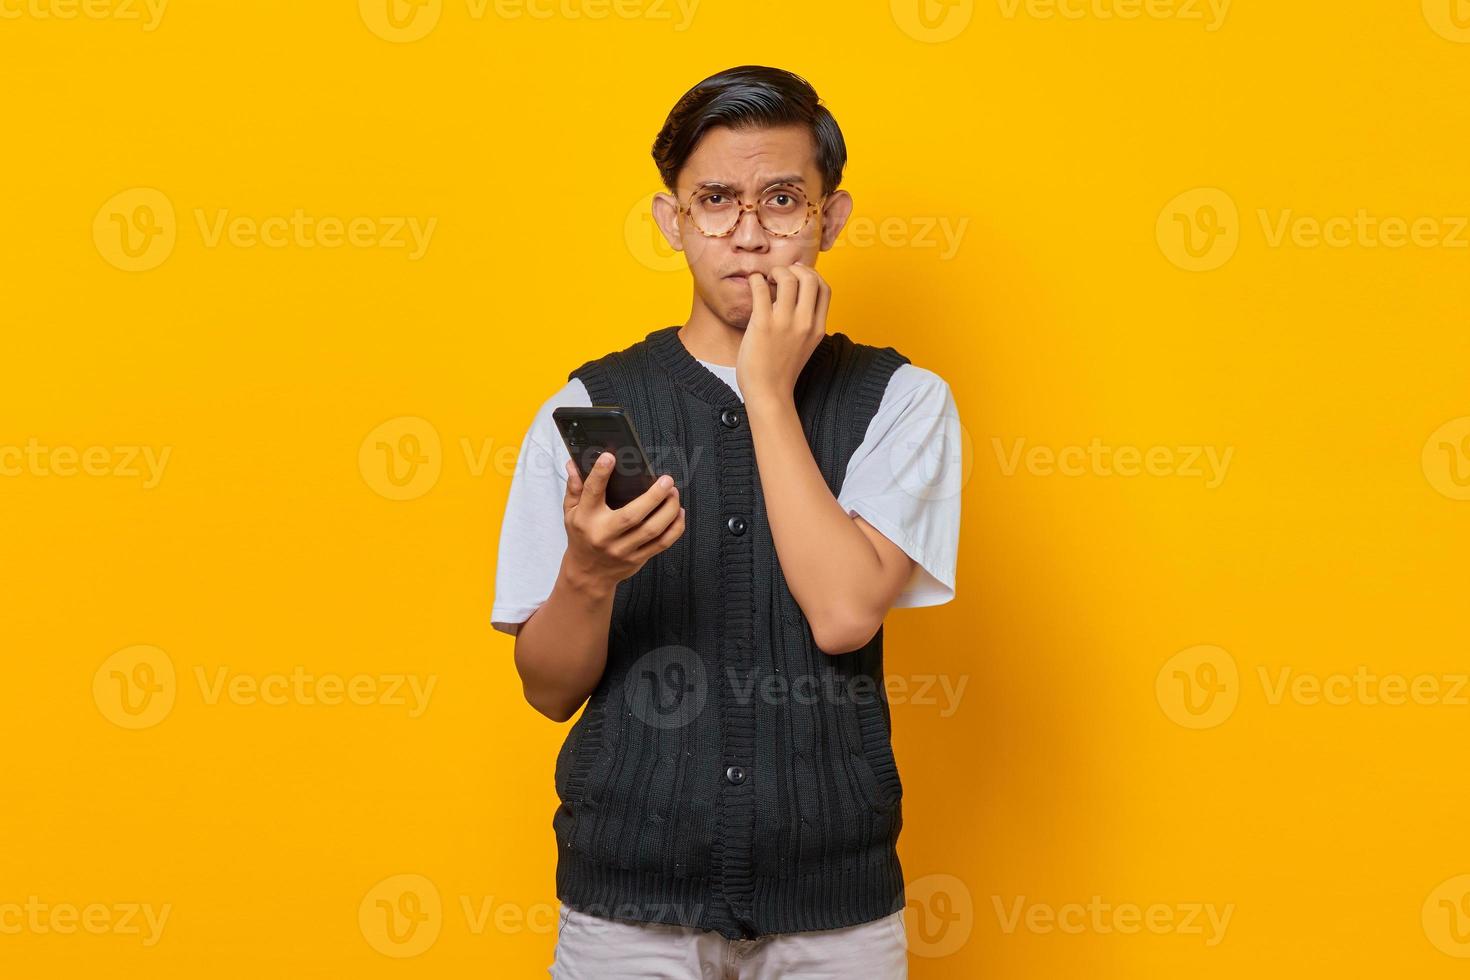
[{"x1": 552, "y1": 406, "x2": 658, "y2": 509}]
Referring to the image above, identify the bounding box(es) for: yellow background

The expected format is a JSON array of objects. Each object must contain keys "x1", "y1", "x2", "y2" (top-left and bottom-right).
[{"x1": 3, "y1": 0, "x2": 1470, "y2": 975}]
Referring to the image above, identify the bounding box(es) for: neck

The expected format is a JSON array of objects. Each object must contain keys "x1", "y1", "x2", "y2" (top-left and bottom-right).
[{"x1": 677, "y1": 296, "x2": 743, "y2": 367}]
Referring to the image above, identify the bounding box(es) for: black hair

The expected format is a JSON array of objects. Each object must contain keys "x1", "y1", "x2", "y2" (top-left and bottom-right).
[{"x1": 651, "y1": 65, "x2": 847, "y2": 198}]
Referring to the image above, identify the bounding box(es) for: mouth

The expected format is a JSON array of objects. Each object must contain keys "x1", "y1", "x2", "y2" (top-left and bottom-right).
[{"x1": 723, "y1": 271, "x2": 767, "y2": 284}]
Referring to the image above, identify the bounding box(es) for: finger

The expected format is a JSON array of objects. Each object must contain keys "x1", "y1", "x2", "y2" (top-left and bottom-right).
[
  {"x1": 612, "y1": 473, "x2": 678, "y2": 529},
  {"x1": 747, "y1": 272, "x2": 772, "y2": 327},
  {"x1": 789, "y1": 263, "x2": 820, "y2": 326},
  {"x1": 623, "y1": 487, "x2": 682, "y2": 547},
  {"x1": 579, "y1": 450, "x2": 614, "y2": 508},
  {"x1": 563, "y1": 458, "x2": 583, "y2": 514},
  {"x1": 813, "y1": 274, "x2": 831, "y2": 331},
  {"x1": 629, "y1": 505, "x2": 687, "y2": 562},
  {"x1": 768, "y1": 266, "x2": 799, "y2": 324}
]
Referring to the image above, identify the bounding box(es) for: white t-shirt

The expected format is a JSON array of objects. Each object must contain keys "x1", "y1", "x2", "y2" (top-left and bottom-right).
[{"x1": 491, "y1": 356, "x2": 962, "y2": 636}]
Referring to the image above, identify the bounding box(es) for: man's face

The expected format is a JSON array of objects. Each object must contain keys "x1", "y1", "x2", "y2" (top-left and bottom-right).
[{"x1": 652, "y1": 124, "x2": 853, "y2": 330}]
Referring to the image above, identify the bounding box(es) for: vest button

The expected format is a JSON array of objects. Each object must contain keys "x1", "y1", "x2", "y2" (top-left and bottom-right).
[
  {"x1": 726, "y1": 515, "x2": 747, "y2": 536},
  {"x1": 720, "y1": 408, "x2": 741, "y2": 428},
  {"x1": 725, "y1": 765, "x2": 747, "y2": 785}
]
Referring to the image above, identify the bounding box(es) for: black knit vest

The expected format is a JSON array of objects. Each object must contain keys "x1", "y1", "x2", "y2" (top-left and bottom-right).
[{"x1": 554, "y1": 324, "x2": 911, "y2": 940}]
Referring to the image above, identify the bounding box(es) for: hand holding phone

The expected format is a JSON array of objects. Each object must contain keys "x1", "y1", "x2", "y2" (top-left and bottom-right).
[
  {"x1": 553, "y1": 406, "x2": 658, "y2": 509},
  {"x1": 554, "y1": 406, "x2": 687, "y2": 591}
]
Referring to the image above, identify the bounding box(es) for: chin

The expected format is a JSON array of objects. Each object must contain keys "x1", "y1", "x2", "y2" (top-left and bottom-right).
[{"x1": 711, "y1": 298, "x2": 749, "y2": 329}]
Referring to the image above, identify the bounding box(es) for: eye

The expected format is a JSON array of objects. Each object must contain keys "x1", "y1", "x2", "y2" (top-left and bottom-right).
[{"x1": 763, "y1": 190, "x2": 803, "y2": 211}]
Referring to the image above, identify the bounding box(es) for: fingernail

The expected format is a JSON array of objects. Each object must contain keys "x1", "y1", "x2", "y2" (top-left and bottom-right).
[
  {"x1": 598, "y1": 453, "x2": 612, "y2": 468},
  {"x1": 658, "y1": 475, "x2": 673, "y2": 488}
]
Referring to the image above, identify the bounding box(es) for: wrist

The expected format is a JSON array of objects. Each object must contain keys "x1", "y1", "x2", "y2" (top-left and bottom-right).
[
  {"x1": 742, "y1": 388, "x2": 796, "y2": 418},
  {"x1": 558, "y1": 555, "x2": 617, "y2": 601}
]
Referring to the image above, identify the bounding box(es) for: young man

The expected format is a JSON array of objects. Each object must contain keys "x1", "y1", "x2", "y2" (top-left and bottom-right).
[{"x1": 492, "y1": 65, "x2": 962, "y2": 979}]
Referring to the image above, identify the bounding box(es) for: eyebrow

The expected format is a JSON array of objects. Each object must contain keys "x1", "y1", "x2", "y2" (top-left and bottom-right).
[{"x1": 692, "y1": 175, "x2": 806, "y2": 193}]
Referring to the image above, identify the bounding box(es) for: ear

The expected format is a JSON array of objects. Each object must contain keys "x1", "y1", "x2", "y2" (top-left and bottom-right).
[
  {"x1": 817, "y1": 189, "x2": 853, "y2": 252},
  {"x1": 651, "y1": 192, "x2": 684, "y2": 253}
]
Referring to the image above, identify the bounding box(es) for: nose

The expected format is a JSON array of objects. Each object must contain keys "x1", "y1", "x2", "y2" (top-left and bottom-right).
[{"x1": 729, "y1": 206, "x2": 769, "y2": 252}]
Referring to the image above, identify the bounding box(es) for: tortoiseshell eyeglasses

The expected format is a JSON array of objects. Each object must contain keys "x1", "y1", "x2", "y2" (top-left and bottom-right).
[{"x1": 675, "y1": 183, "x2": 826, "y2": 239}]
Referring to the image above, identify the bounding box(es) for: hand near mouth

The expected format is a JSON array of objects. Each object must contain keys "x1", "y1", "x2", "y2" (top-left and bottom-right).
[{"x1": 735, "y1": 262, "x2": 831, "y2": 407}]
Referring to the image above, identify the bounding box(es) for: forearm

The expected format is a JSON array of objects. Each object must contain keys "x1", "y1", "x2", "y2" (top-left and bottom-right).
[
  {"x1": 513, "y1": 557, "x2": 615, "y2": 721},
  {"x1": 746, "y1": 395, "x2": 887, "y2": 652}
]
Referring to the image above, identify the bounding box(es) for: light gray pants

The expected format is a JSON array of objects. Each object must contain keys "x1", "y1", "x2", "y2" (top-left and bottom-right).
[{"x1": 549, "y1": 905, "x2": 909, "y2": 980}]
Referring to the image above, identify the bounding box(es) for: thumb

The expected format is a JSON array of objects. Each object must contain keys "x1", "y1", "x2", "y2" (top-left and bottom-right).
[{"x1": 580, "y1": 450, "x2": 614, "y2": 508}]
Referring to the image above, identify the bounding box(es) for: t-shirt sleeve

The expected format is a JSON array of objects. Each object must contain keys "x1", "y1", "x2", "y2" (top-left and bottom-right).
[
  {"x1": 490, "y1": 379, "x2": 591, "y2": 636},
  {"x1": 836, "y1": 363, "x2": 962, "y2": 608}
]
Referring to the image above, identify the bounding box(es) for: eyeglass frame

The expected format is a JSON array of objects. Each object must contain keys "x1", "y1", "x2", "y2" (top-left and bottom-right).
[{"x1": 673, "y1": 183, "x2": 828, "y2": 239}]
